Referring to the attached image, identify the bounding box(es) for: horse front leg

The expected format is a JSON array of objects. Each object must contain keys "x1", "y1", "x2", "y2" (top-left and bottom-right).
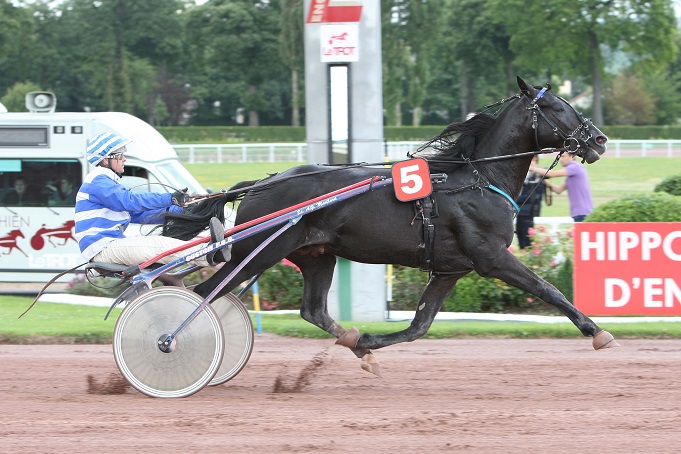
[
  {"x1": 336, "y1": 273, "x2": 460, "y2": 352},
  {"x1": 476, "y1": 248, "x2": 619, "y2": 350}
]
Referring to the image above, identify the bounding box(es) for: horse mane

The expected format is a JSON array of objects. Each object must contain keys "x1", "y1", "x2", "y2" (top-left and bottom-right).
[{"x1": 415, "y1": 113, "x2": 497, "y2": 173}]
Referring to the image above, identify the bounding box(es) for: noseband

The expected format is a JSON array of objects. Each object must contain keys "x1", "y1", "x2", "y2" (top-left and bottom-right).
[{"x1": 526, "y1": 86, "x2": 594, "y2": 154}]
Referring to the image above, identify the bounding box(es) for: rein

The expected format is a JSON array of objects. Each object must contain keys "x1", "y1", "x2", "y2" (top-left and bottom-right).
[
  {"x1": 211, "y1": 147, "x2": 565, "y2": 202},
  {"x1": 207, "y1": 86, "x2": 589, "y2": 206}
]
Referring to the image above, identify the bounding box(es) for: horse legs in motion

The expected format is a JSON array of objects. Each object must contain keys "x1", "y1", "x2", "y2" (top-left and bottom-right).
[
  {"x1": 331, "y1": 246, "x2": 618, "y2": 354},
  {"x1": 285, "y1": 228, "x2": 618, "y2": 373},
  {"x1": 288, "y1": 250, "x2": 470, "y2": 374}
]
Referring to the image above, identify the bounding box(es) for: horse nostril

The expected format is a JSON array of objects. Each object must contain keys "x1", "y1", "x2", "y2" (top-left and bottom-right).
[{"x1": 596, "y1": 136, "x2": 607, "y2": 145}]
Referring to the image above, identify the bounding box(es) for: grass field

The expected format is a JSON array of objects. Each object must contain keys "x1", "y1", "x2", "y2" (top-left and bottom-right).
[
  {"x1": 3, "y1": 297, "x2": 680, "y2": 344},
  {"x1": 185, "y1": 156, "x2": 681, "y2": 218}
]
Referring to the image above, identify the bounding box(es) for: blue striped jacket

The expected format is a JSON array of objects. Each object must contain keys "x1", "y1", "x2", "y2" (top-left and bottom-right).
[{"x1": 74, "y1": 167, "x2": 182, "y2": 260}]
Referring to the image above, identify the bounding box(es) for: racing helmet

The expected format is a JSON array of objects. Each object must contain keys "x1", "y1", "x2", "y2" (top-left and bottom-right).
[{"x1": 86, "y1": 132, "x2": 131, "y2": 166}]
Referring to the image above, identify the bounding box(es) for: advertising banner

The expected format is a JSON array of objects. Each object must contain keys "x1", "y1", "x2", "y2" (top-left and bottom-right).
[{"x1": 574, "y1": 222, "x2": 681, "y2": 315}]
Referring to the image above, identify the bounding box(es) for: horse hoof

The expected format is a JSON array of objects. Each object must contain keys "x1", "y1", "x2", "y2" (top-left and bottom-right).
[
  {"x1": 335, "y1": 327, "x2": 361, "y2": 348},
  {"x1": 592, "y1": 330, "x2": 621, "y2": 350},
  {"x1": 360, "y1": 353, "x2": 381, "y2": 377}
]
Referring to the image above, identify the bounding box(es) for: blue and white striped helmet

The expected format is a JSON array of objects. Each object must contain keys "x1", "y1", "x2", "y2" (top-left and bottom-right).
[{"x1": 86, "y1": 132, "x2": 131, "y2": 165}]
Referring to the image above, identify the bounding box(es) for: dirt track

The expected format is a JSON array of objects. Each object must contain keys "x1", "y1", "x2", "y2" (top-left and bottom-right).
[{"x1": 1, "y1": 334, "x2": 680, "y2": 453}]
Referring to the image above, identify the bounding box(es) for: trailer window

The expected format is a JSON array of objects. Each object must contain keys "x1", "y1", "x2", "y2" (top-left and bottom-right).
[
  {"x1": 0, "y1": 159, "x2": 82, "y2": 207},
  {"x1": 0, "y1": 127, "x2": 49, "y2": 147}
]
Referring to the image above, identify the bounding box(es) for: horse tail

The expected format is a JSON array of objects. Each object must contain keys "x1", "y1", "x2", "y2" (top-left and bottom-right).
[
  {"x1": 224, "y1": 179, "x2": 260, "y2": 202},
  {"x1": 162, "y1": 193, "x2": 229, "y2": 241},
  {"x1": 162, "y1": 177, "x2": 272, "y2": 240}
]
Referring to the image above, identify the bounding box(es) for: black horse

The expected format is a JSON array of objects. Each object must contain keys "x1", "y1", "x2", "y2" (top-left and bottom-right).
[{"x1": 178, "y1": 77, "x2": 616, "y2": 374}]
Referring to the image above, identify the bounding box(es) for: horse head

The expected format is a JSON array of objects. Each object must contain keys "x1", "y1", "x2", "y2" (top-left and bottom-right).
[{"x1": 516, "y1": 76, "x2": 608, "y2": 163}]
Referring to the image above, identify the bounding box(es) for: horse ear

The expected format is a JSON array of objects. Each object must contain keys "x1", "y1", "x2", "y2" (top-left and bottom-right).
[{"x1": 516, "y1": 76, "x2": 536, "y2": 97}]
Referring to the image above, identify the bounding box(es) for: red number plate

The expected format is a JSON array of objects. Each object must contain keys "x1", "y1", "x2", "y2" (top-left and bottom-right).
[{"x1": 391, "y1": 158, "x2": 432, "y2": 202}]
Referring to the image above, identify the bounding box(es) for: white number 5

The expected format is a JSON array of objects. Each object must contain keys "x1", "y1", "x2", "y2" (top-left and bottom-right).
[{"x1": 399, "y1": 164, "x2": 423, "y2": 194}]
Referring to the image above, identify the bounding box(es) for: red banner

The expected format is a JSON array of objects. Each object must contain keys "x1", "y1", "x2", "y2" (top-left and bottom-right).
[
  {"x1": 306, "y1": 0, "x2": 362, "y2": 24},
  {"x1": 574, "y1": 222, "x2": 681, "y2": 315}
]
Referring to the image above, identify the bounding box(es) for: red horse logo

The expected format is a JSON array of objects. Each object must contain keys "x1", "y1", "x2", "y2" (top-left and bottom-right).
[
  {"x1": 30, "y1": 220, "x2": 76, "y2": 250},
  {"x1": 0, "y1": 229, "x2": 27, "y2": 257},
  {"x1": 329, "y1": 32, "x2": 349, "y2": 45}
]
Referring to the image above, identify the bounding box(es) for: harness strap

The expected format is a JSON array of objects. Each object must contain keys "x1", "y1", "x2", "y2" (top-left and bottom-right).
[
  {"x1": 415, "y1": 196, "x2": 437, "y2": 272},
  {"x1": 487, "y1": 184, "x2": 520, "y2": 213}
]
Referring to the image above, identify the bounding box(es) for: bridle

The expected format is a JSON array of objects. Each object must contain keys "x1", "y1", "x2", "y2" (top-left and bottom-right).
[{"x1": 525, "y1": 85, "x2": 594, "y2": 156}]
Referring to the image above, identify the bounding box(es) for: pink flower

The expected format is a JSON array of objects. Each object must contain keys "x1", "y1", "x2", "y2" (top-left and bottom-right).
[
  {"x1": 537, "y1": 225, "x2": 547, "y2": 232},
  {"x1": 527, "y1": 297, "x2": 534, "y2": 303},
  {"x1": 550, "y1": 261, "x2": 556, "y2": 267},
  {"x1": 508, "y1": 246, "x2": 515, "y2": 253},
  {"x1": 566, "y1": 229, "x2": 574, "y2": 238},
  {"x1": 533, "y1": 249, "x2": 541, "y2": 255},
  {"x1": 261, "y1": 300, "x2": 279, "y2": 310},
  {"x1": 527, "y1": 227, "x2": 536, "y2": 236}
]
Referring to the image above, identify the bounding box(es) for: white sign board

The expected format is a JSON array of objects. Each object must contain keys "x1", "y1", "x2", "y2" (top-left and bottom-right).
[{"x1": 320, "y1": 24, "x2": 359, "y2": 62}]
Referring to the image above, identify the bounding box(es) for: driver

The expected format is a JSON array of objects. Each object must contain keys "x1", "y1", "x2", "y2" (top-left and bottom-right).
[{"x1": 74, "y1": 132, "x2": 230, "y2": 267}]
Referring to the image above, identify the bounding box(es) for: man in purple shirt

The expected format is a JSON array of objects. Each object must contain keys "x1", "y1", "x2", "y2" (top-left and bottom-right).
[{"x1": 530, "y1": 152, "x2": 593, "y2": 222}]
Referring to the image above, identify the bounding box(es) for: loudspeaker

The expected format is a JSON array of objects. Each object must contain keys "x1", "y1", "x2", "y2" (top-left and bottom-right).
[{"x1": 25, "y1": 91, "x2": 57, "y2": 113}]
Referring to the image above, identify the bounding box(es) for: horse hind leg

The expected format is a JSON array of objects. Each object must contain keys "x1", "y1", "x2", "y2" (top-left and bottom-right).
[
  {"x1": 348, "y1": 273, "x2": 460, "y2": 351},
  {"x1": 290, "y1": 253, "x2": 381, "y2": 375}
]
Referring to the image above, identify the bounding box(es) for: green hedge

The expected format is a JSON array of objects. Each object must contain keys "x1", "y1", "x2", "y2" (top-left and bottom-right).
[
  {"x1": 586, "y1": 192, "x2": 681, "y2": 222},
  {"x1": 601, "y1": 125, "x2": 681, "y2": 140},
  {"x1": 157, "y1": 125, "x2": 681, "y2": 143},
  {"x1": 654, "y1": 174, "x2": 681, "y2": 197},
  {"x1": 157, "y1": 125, "x2": 444, "y2": 144},
  {"x1": 157, "y1": 126, "x2": 307, "y2": 143}
]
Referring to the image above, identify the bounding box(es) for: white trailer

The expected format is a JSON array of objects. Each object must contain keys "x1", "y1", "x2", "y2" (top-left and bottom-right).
[{"x1": 0, "y1": 93, "x2": 206, "y2": 284}]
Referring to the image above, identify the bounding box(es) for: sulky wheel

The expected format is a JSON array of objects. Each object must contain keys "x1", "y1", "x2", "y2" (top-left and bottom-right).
[
  {"x1": 112, "y1": 287, "x2": 224, "y2": 398},
  {"x1": 208, "y1": 293, "x2": 254, "y2": 386}
]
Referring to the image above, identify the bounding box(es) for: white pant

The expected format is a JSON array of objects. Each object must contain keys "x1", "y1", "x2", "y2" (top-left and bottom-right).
[{"x1": 92, "y1": 235, "x2": 212, "y2": 268}]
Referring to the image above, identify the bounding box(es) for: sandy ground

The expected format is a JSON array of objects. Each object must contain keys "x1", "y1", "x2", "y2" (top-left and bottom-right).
[{"x1": 1, "y1": 334, "x2": 680, "y2": 453}]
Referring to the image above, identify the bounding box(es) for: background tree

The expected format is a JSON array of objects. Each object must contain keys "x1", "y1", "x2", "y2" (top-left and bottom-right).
[
  {"x1": 443, "y1": 0, "x2": 515, "y2": 118},
  {"x1": 382, "y1": 1, "x2": 411, "y2": 126},
  {"x1": 279, "y1": 0, "x2": 304, "y2": 127},
  {"x1": 2, "y1": 0, "x2": 681, "y2": 127},
  {"x1": 184, "y1": 0, "x2": 287, "y2": 126},
  {"x1": 0, "y1": 2, "x2": 39, "y2": 97},
  {"x1": 604, "y1": 72, "x2": 655, "y2": 125},
  {"x1": 1, "y1": 81, "x2": 44, "y2": 112},
  {"x1": 488, "y1": 0, "x2": 678, "y2": 125}
]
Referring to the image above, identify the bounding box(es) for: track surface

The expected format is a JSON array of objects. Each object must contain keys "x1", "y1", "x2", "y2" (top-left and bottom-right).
[{"x1": 1, "y1": 335, "x2": 679, "y2": 453}]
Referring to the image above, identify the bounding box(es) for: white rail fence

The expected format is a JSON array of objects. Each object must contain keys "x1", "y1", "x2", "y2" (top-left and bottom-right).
[{"x1": 173, "y1": 140, "x2": 681, "y2": 164}]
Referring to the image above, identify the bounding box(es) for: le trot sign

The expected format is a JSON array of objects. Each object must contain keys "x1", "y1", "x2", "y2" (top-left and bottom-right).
[{"x1": 574, "y1": 223, "x2": 681, "y2": 315}]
